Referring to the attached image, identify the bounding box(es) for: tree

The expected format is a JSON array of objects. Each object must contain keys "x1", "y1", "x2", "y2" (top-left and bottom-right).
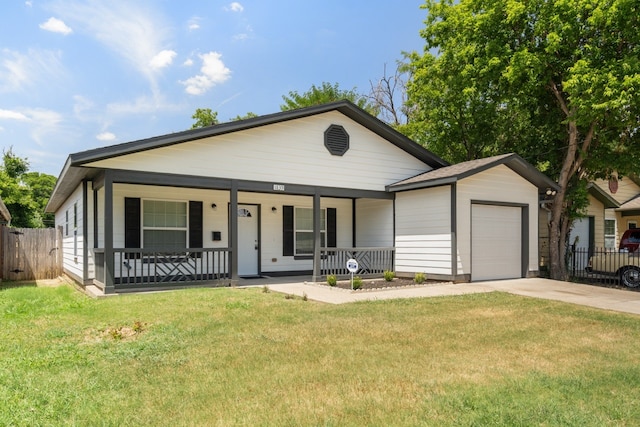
[
  {"x1": 280, "y1": 82, "x2": 379, "y2": 115},
  {"x1": 0, "y1": 148, "x2": 56, "y2": 228},
  {"x1": 407, "y1": 0, "x2": 640, "y2": 280},
  {"x1": 230, "y1": 112, "x2": 258, "y2": 121},
  {"x1": 22, "y1": 172, "x2": 56, "y2": 227},
  {"x1": 191, "y1": 108, "x2": 219, "y2": 129},
  {"x1": 369, "y1": 63, "x2": 413, "y2": 127}
]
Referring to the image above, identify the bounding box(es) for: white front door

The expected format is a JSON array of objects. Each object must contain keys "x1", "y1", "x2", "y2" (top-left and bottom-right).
[{"x1": 237, "y1": 204, "x2": 259, "y2": 276}]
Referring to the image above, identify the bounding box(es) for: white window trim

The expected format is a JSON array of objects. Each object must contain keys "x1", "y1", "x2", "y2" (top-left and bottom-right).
[
  {"x1": 294, "y1": 207, "x2": 326, "y2": 256},
  {"x1": 141, "y1": 199, "x2": 188, "y2": 249},
  {"x1": 604, "y1": 219, "x2": 616, "y2": 250}
]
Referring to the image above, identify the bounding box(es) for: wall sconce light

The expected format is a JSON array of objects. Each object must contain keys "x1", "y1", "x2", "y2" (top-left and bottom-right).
[
  {"x1": 545, "y1": 188, "x2": 557, "y2": 196},
  {"x1": 271, "y1": 206, "x2": 277, "y2": 213},
  {"x1": 211, "y1": 203, "x2": 217, "y2": 209}
]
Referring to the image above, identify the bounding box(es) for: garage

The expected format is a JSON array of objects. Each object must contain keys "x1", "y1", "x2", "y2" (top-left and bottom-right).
[{"x1": 471, "y1": 204, "x2": 523, "y2": 281}]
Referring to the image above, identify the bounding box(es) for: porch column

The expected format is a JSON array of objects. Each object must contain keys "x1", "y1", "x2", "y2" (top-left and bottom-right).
[
  {"x1": 230, "y1": 180, "x2": 238, "y2": 280},
  {"x1": 312, "y1": 190, "x2": 321, "y2": 282},
  {"x1": 82, "y1": 180, "x2": 89, "y2": 284},
  {"x1": 103, "y1": 171, "x2": 115, "y2": 294}
]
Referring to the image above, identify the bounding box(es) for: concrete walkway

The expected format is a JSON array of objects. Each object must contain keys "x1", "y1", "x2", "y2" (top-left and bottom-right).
[{"x1": 243, "y1": 276, "x2": 640, "y2": 315}]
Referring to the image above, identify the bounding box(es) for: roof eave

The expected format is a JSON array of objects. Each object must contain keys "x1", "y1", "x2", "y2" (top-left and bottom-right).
[
  {"x1": 587, "y1": 183, "x2": 620, "y2": 209},
  {"x1": 387, "y1": 177, "x2": 457, "y2": 192}
]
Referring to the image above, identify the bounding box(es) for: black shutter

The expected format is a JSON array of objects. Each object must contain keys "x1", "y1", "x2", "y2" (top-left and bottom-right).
[
  {"x1": 124, "y1": 198, "x2": 141, "y2": 248},
  {"x1": 327, "y1": 208, "x2": 337, "y2": 248},
  {"x1": 189, "y1": 201, "x2": 203, "y2": 249},
  {"x1": 283, "y1": 205, "x2": 294, "y2": 256}
]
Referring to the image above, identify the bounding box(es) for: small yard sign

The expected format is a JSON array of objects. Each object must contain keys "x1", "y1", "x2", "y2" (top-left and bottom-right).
[{"x1": 346, "y1": 258, "x2": 359, "y2": 290}]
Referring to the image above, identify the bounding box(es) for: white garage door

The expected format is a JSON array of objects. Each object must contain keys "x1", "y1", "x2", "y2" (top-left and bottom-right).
[{"x1": 472, "y1": 204, "x2": 522, "y2": 281}]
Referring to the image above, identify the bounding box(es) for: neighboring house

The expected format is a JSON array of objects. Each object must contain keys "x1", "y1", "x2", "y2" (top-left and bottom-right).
[
  {"x1": 45, "y1": 101, "x2": 557, "y2": 294},
  {"x1": 540, "y1": 175, "x2": 640, "y2": 270},
  {"x1": 595, "y1": 176, "x2": 640, "y2": 248}
]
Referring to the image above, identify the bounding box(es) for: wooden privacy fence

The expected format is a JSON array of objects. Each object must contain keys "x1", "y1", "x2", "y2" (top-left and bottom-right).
[{"x1": 1, "y1": 227, "x2": 62, "y2": 281}]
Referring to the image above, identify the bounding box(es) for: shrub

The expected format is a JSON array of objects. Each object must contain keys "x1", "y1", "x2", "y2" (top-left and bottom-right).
[
  {"x1": 327, "y1": 275, "x2": 337, "y2": 287},
  {"x1": 383, "y1": 270, "x2": 395, "y2": 282},
  {"x1": 414, "y1": 272, "x2": 427, "y2": 284},
  {"x1": 352, "y1": 276, "x2": 363, "y2": 290}
]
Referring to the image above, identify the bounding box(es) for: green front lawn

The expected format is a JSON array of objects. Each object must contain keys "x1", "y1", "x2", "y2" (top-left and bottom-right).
[{"x1": 2, "y1": 283, "x2": 640, "y2": 426}]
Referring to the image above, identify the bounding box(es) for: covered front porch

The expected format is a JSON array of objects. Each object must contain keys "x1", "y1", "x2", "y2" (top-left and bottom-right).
[{"x1": 87, "y1": 169, "x2": 396, "y2": 294}]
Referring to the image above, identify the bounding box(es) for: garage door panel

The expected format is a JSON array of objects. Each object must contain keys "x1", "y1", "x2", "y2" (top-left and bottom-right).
[{"x1": 472, "y1": 205, "x2": 521, "y2": 281}]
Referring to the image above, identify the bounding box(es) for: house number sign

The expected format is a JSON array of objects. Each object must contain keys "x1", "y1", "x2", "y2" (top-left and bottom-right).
[{"x1": 273, "y1": 184, "x2": 285, "y2": 191}]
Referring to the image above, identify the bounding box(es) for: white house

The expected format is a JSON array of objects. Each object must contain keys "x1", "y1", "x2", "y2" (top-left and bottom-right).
[{"x1": 46, "y1": 101, "x2": 558, "y2": 294}]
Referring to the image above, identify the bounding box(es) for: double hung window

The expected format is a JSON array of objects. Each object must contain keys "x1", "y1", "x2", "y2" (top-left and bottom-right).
[
  {"x1": 294, "y1": 207, "x2": 325, "y2": 255},
  {"x1": 142, "y1": 200, "x2": 187, "y2": 250}
]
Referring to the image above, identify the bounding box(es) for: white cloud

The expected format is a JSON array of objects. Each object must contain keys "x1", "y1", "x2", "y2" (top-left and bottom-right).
[
  {"x1": 25, "y1": 1, "x2": 32, "y2": 7},
  {"x1": 96, "y1": 132, "x2": 116, "y2": 141},
  {"x1": 188, "y1": 17, "x2": 201, "y2": 31},
  {"x1": 233, "y1": 33, "x2": 249, "y2": 41},
  {"x1": 183, "y1": 58, "x2": 194, "y2": 67},
  {"x1": 51, "y1": 1, "x2": 174, "y2": 95},
  {"x1": 0, "y1": 48, "x2": 65, "y2": 93},
  {"x1": 40, "y1": 17, "x2": 73, "y2": 35},
  {"x1": 106, "y1": 94, "x2": 182, "y2": 115},
  {"x1": 225, "y1": 2, "x2": 244, "y2": 12},
  {"x1": 0, "y1": 109, "x2": 29, "y2": 120},
  {"x1": 149, "y1": 50, "x2": 176, "y2": 70},
  {"x1": 180, "y1": 52, "x2": 231, "y2": 95}
]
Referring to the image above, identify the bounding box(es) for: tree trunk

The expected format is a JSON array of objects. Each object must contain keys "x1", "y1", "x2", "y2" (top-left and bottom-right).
[{"x1": 548, "y1": 121, "x2": 580, "y2": 281}]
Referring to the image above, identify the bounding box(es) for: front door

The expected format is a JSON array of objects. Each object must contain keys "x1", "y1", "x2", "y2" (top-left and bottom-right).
[{"x1": 237, "y1": 204, "x2": 259, "y2": 276}]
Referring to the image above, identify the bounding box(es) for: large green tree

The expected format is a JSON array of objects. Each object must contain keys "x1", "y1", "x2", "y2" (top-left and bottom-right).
[
  {"x1": 406, "y1": 0, "x2": 640, "y2": 280},
  {"x1": 280, "y1": 82, "x2": 378, "y2": 115},
  {"x1": 0, "y1": 148, "x2": 56, "y2": 228}
]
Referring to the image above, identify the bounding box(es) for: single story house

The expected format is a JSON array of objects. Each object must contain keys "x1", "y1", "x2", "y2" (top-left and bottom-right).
[{"x1": 46, "y1": 101, "x2": 558, "y2": 294}]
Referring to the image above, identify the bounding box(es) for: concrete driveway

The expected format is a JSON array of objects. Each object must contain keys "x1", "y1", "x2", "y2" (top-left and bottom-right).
[{"x1": 245, "y1": 277, "x2": 640, "y2": 315}]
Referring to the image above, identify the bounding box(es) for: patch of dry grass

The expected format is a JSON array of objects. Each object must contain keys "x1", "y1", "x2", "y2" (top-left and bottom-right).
[{"x1": 1, "y1": 283, "x2": 640, "y2": 425}]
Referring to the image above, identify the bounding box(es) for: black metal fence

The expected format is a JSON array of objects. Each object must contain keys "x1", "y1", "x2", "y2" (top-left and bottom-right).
[{"x1": 567, "y1": 247, "x2": 640, "y2": 288}]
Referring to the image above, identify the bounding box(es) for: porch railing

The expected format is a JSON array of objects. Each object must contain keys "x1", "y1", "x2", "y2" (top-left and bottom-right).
[
  {"x1": 93, "y1": 248, "x2": 231, "y2": 291},
  {"x1": 320, "y1": 247, "x2": 395, "y2": 278}
]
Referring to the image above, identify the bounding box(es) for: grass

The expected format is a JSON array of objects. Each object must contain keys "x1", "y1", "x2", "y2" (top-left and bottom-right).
[{"x1": 1, "y1": 282, "x2": 640, "y2": 426}]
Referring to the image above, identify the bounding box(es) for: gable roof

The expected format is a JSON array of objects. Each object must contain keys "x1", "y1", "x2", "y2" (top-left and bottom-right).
[
  {"x1": 617, "y1": 195, "x2": 640, "y2": 213},
  {"x1": 587, "y1": 183, "x2": 620, "y2": 209},
  {"x1": 387, "y1": 153, "x2": 559, "y2": 192},
  {"x1": 47, "y1": 100, "x2": 449, "y2": 212},
  {"x1": 69, "y1": 100, "x2": 448, "y2": 168}
]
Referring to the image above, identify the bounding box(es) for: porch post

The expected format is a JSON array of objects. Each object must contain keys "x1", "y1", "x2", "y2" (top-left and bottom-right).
[
  {"x1": 230, "y1": 180, "x2": 238, "y2": 280},
  {"x1": 312, "y1": 190, "x2": 321, "y2": 282},
  {"x1": 103, "y1": 171, "x2": 115, "y2": 294},
  {"x1": 82, "y1": 180, "x2": 89, "y2": 284}
]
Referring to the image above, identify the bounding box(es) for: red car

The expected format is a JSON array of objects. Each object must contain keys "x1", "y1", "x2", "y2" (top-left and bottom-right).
[{"x1": 619, "y1": 229, "x2": 640, "y2": 253}]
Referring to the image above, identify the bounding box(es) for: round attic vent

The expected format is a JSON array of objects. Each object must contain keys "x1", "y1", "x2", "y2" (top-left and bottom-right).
[{"x1": 324, "y1": 124, "x2": 349, "y2": 156}]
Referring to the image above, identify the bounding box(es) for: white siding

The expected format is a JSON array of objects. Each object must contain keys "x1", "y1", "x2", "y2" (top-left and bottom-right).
[
  {"x1": 457, "y1": 165, "x2": 539, "y2": 277},
  {"x1": 356, "y1": 199, "x2": 393, "y2": 247},
  {"x1": 394, "y1": 186, "x2": 452, "y2": 275},
  {"x1": 84, "y1": 111, "x2": 431, "y2": 192},
  {"x1": 55, "y1": 184, "x2": 84, "y2": 281}
]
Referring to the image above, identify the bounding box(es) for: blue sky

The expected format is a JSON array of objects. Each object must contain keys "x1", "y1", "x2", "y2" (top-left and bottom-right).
[{"x1": 1, "y1": 1, "x2": 427, "y2": 176}]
